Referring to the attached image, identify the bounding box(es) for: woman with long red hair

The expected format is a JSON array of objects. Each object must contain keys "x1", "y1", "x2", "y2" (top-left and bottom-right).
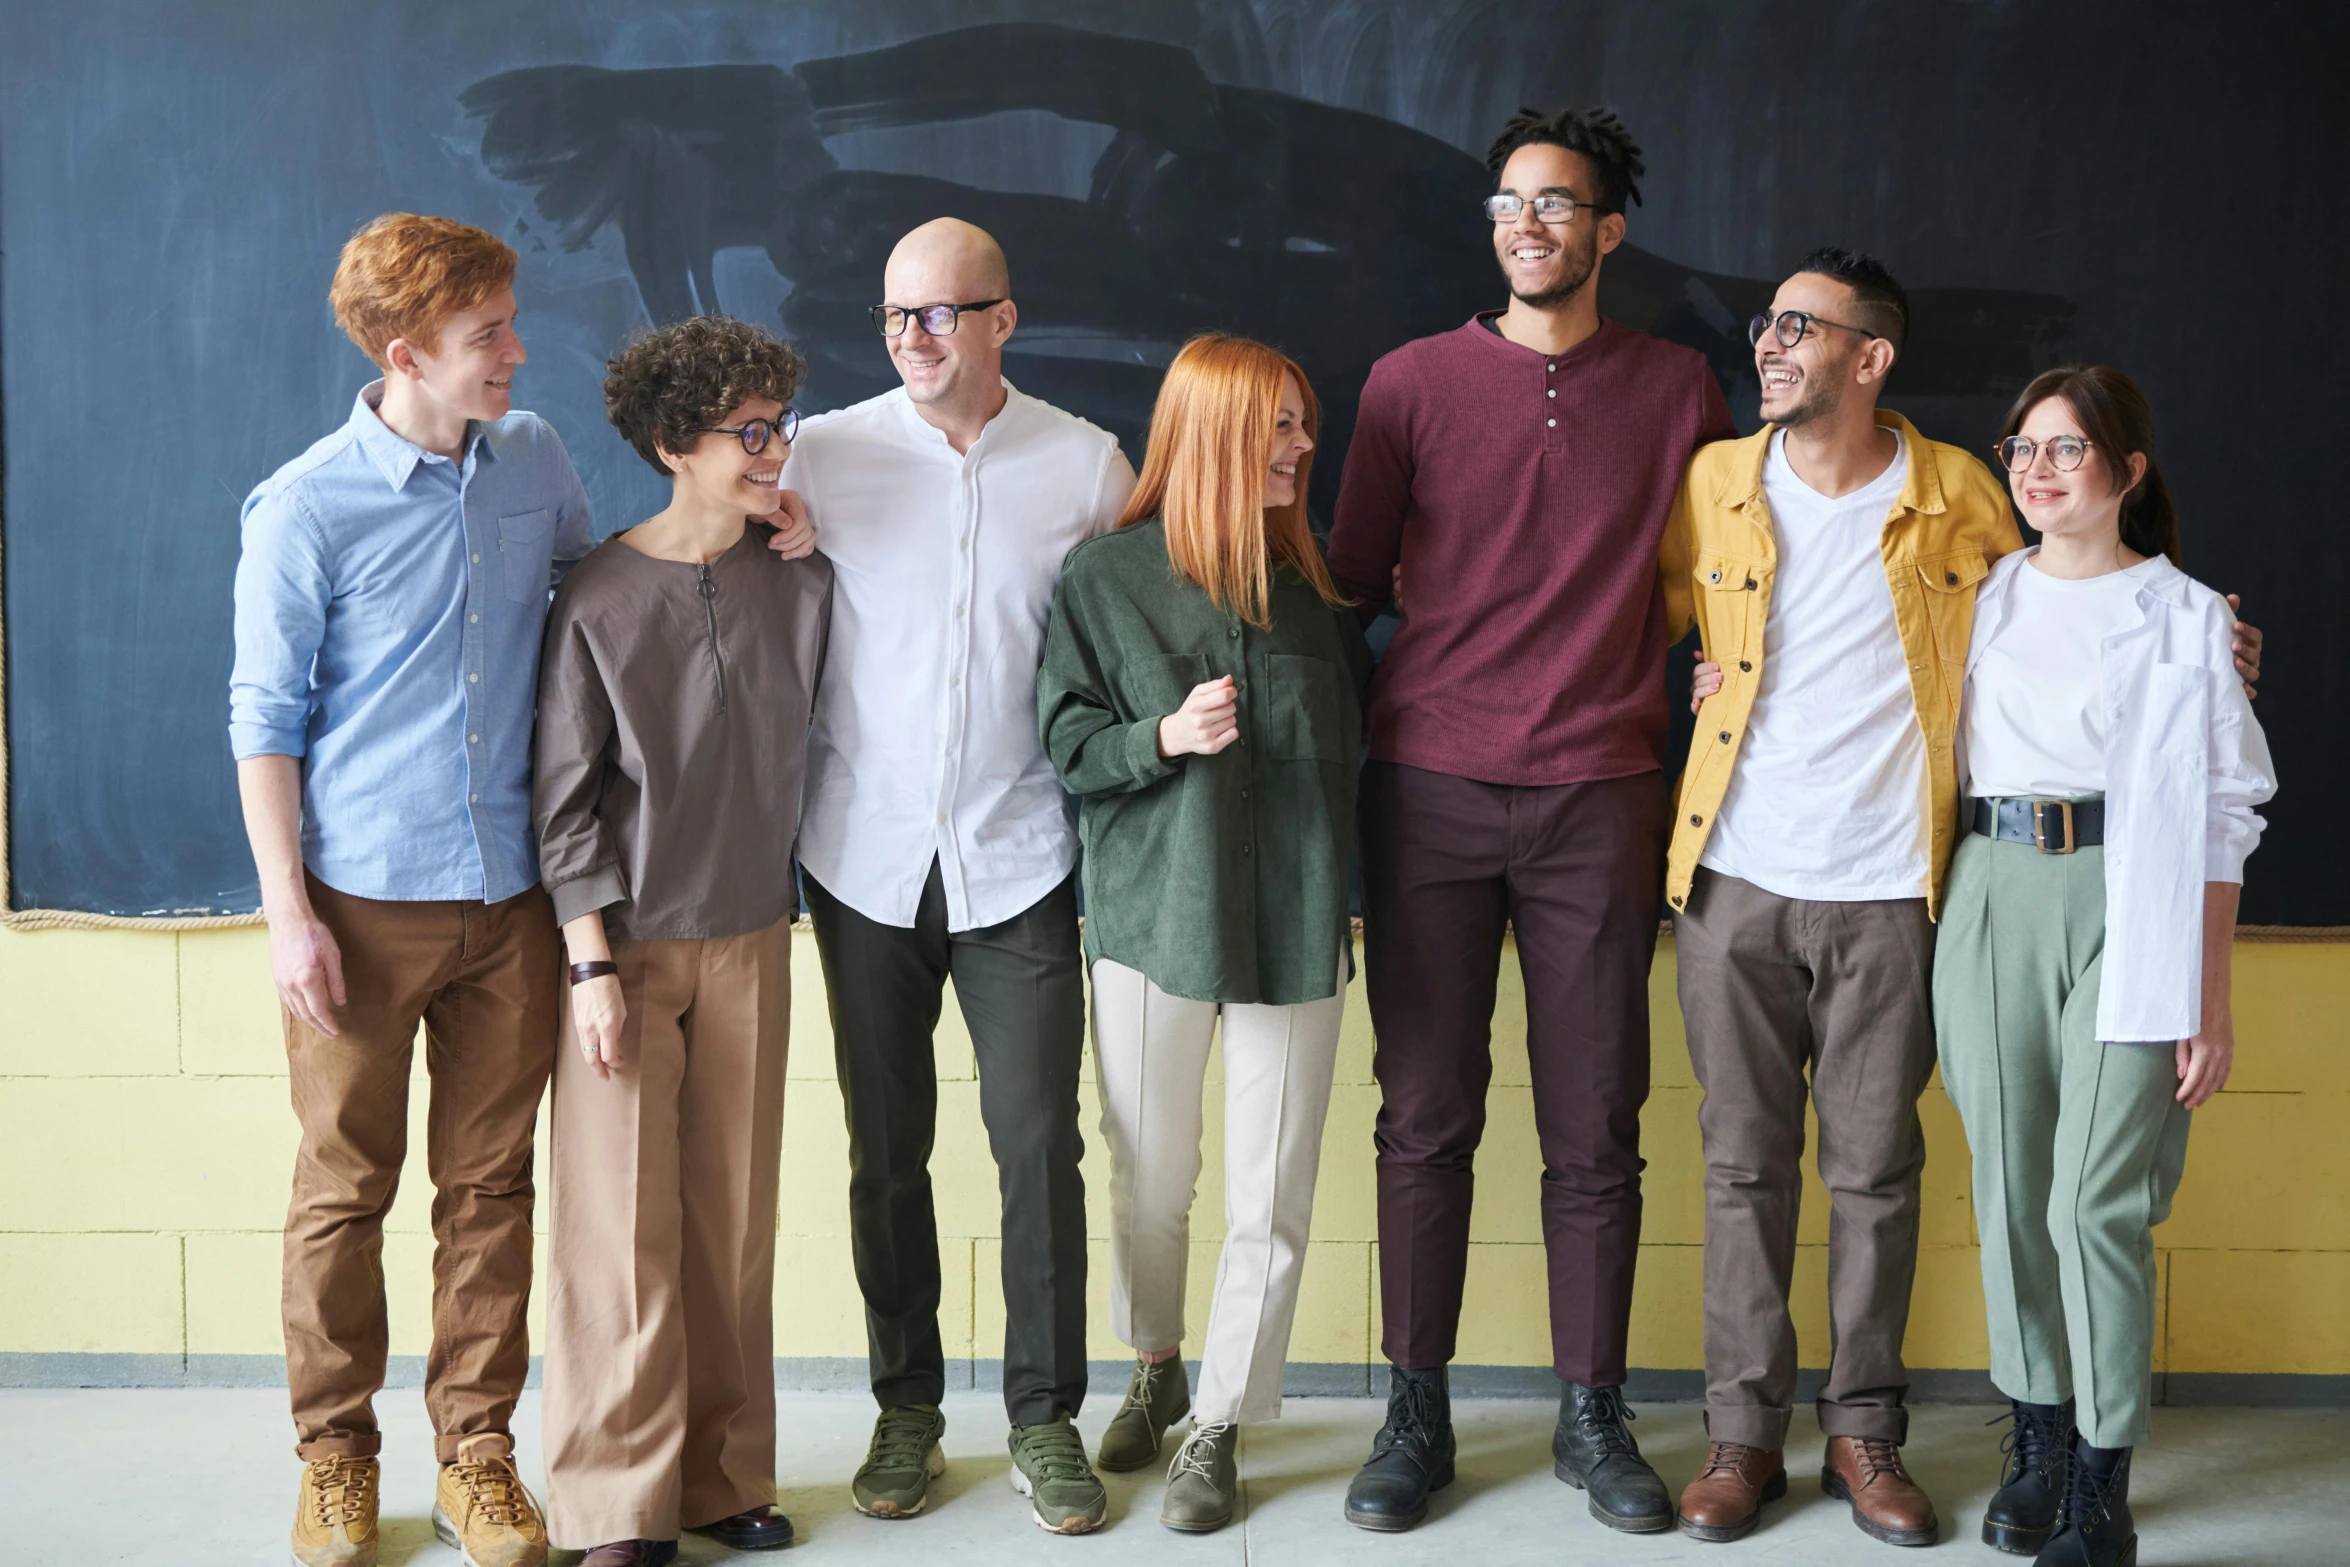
[{"x1": 1039, "y1": 334, "x2": 1371, "y2": 1532}]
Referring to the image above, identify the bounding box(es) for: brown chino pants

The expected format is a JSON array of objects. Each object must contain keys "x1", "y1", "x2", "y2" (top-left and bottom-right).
[
  {"x1": 1673, "y1": 867, "x2": 1938, "y2": 1448},
  {"x1": 1361, "y1": 761, "x2": 1667, "y2": 1387},
  {"x1": 543, "y1": 918, "x2": 790, "y2": 1548},
  {"x1": 282, "y1": 875, "x2": 560, "y2": 1462}
]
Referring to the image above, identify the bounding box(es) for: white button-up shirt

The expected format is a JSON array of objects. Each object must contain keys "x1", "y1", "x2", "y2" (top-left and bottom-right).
[
  {"x1": 1963, "y1": 549, "x2": 2277, "y2": 1042},
  {"x1": 785, "y1": 381, "x2": 1136, "y2": 931}
]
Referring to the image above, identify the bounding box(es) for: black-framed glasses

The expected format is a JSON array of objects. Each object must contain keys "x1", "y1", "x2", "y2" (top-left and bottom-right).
[
  {"x1": 1482, "y1": 192, "x2": 1613, "y2": 224},
  {"x1": 1747, "y1": 309, "x2": 1880, "y2": 349},
  {"x1": 870, "y1": 299, "x2": 1007, "y2": 338},
  {"x1": 1996, "y1": 434, "x2": 2096, "y2": 473},
  {"x1": 699, "y1": 408, "x2": 800, "y2": 455}
]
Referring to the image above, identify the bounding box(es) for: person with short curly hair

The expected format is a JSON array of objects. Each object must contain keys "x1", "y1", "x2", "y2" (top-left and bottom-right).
[
  {"x1": 233, "y1": 210, "x2": 595, "y2": 1567},
  {"x1": 533, "y1": 314, "x2": 831, "y2": 1567}
]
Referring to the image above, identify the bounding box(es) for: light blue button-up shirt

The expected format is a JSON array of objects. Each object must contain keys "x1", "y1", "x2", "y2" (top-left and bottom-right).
[{"x1": 229, "y1": 383, "x2": 594, "y2": 903}]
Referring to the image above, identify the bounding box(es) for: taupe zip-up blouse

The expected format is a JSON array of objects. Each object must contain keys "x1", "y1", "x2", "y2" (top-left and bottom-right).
[{"x1": 533, "y1": 522, "x2": 832, "y2": 942}]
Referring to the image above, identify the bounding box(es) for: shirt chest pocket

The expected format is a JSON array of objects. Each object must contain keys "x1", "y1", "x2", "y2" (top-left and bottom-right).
[
  {"x1": 1697, "y1": 554, "x2": 1762, "y2": 655},
  {"x1": 497, "y1": 510, "x2": 554, "y2": 603},
  {"x1": 1265, "y1": 653, "x2": 1349, "y2": 763},
  {"x1": 1915, "y1": 550, "x2": 1990, "y2": 664}
]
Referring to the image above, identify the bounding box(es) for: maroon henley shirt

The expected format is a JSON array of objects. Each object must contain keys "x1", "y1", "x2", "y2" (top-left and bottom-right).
[{"x1": 1327, "y1": 314, "x2": 1734, "y2": 787}]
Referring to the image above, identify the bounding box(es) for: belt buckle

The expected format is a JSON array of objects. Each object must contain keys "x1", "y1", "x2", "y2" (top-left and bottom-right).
[{"x1": 2031, "y1": 799, "x2": 2075, "y2": 855}]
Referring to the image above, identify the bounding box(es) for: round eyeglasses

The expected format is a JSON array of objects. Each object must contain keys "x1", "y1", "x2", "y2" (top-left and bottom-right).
[
  {"x1": 1996, "y1": 434, "x2": 2096, "y2": 473},
  {"x1": 1748, "y1": 309, "x2": 1880, "y2": 349},
  {"x1": 699, "y1": 409, "x2": 800, "y2": 455},
  {"x1": 1482, "y1": 192, "x2": 1611, "y2": 225},
  {"x1": 870, "y1": 299, "x2": 1007, "y2": 338}
]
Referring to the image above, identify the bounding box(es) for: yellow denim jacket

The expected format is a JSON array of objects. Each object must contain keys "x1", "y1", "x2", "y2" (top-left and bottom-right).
[{"x1": 1659, "y1": 409, "x2": 2022, "y2": 919}]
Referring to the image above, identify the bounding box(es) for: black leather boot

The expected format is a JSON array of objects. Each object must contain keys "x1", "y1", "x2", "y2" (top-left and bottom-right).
[
  {"x1": 1552, "y1": 1382, "x2": 1671, "y2": 1532},
  {"x1": 2033, "y1": 1438, "x2": 2136, "y2": 1567},
  {"x1": 1983, "y1": 1399, "x2": 2071, "y2": 1554},
  {"x1": 1343, "y1": 1365, "x2": 1456, "y2": 1532}
]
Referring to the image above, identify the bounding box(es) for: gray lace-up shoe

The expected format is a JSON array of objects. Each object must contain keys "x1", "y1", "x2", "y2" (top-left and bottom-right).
[
  {"x1": 1007, "y1": 1416, "x2": 1108, "y2": 1534},
  {"x1": 1098, "y1": 1356, "x2": 1192, "y2": 1472},
  {"x1": 1160, "y1": 1422, "x2": 1239, "y2": 1533},
  {"x1": 852, "y1": 1404, "x2": 948, "y2": 1519}
]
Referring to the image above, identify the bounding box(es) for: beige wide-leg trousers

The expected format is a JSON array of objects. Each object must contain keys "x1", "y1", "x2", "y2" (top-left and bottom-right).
[
  {"x1": 544, "y1": 917, "x2": 790, "y2": 1548},
  {"x1": 1091, "y1": 950, "x2": 1347, "y2": 1425}
]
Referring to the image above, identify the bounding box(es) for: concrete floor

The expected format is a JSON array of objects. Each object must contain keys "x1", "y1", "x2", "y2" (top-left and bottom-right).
[{"x1": 6, "y1": 1389, "x2": 2343, "y2": 1566}]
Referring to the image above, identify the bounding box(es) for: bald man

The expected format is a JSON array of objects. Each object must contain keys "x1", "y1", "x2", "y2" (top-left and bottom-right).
[{"x1": 773, "y1": 219, "x2": 1136, "y2": 1534}]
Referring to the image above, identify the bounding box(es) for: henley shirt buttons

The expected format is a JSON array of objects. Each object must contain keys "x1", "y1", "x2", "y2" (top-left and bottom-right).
[
  {"x1": 1547, "y1": 363, "x2": 1556, "y2": 372},
  {"x1": 1547, "y1": 418, "x2": 1557, "y2": 428},
  {"x1": 1547, "y1": 389, "x2": 1557, "y2": 399}
]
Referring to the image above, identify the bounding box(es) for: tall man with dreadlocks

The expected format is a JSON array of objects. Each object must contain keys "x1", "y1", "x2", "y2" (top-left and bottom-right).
[{"x1": 1325, "y1": 107, "x2": 1735, "y2": 1536}]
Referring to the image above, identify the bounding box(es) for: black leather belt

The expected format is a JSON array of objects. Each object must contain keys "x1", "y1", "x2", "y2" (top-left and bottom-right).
[{"x1": 1970, "y1": 796, "x2": 2105, "y2": 854}]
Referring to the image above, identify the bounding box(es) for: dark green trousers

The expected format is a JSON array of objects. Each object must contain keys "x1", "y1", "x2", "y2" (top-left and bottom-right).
[
  {"x1": 804, "y1": 862, "x2": 1090, "y2": 1425},
  {"x1": 1933, "y1": 831, "x2": 2192, "y2": 1447}
]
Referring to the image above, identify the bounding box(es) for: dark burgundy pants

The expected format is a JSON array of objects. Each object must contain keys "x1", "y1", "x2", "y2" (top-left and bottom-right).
[{"x1": 1361, "y1": 761, "x2": 1667, "y2": 1386}]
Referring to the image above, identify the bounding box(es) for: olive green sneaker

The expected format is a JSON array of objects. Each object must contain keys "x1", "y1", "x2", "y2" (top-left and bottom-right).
[
  {"x1": 1007, "y1": 1416, "x2": 1108, "y2": 1535},
  {"x1": 1098, "y1": 1356, "x2": 1191, "y2": 1472},
  {"x1": 1160, "y1": 1421, "x2": 1239, "y2": 1534},
  {"x1": 852, "y1": 1404, "x2": 948, "y2": 1519}
]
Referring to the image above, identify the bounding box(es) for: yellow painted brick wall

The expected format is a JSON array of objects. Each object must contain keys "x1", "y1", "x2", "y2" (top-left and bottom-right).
[{"x1": 2, "y1": 924, "x2": 2343, "y2": 1375}]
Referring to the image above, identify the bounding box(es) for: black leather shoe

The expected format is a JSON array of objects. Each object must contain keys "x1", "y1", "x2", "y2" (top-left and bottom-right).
[
  {"x1": 1343, "y1": 1365, "x2": 1455, "y2": 1532},
  {"x1": 1984, "y1": 1399, "x2": 2071, "y2": 1554},
  {"x1": 2033, "y1": 1439, "x2": 2135, "y2": 1567},
  {"x1": 688, "y1": 1504, "x2": 796, "y2": 1551},
  {"x1": 1552, "y1": 1382, "x2": 1672, "y2": 1533}
]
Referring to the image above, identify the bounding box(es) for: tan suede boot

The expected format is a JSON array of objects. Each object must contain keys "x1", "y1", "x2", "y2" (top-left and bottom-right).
[
  {"x1": 431, "y1": 1434, "x2": 548, "y2": 1567},
  {"x1": 291, "y1": 1454, "x2": 379, "y2": 1567}
]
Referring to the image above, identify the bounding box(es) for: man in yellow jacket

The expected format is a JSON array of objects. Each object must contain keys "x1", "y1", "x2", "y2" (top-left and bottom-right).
[{"x1": 1655, "y1": 250, "x2": 2260, "y2": 1549}]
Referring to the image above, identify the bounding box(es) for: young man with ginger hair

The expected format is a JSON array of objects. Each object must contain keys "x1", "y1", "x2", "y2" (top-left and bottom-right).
[{"x1": 231, "y1": 212, "x2": 592, "y2": 1567}]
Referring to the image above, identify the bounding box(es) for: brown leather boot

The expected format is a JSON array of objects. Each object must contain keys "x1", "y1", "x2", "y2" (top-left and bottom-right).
[
  {"x1": 1821, "y1": 1434, "x2": 1939, "y2": 1546},
  {"x1": 1676, "y1": 1441, "x2": 1787, "y2": 1542}
]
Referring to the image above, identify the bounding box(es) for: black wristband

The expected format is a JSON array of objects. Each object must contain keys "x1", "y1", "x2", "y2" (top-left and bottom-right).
[{"x1": 568, "y1": 960, "x2": 619, "y2": 987}]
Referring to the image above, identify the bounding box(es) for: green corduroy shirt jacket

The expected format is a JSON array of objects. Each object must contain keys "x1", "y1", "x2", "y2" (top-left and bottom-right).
[{"x1": 1038, "y1": 518, "x2": 1373, "y2": 1005}]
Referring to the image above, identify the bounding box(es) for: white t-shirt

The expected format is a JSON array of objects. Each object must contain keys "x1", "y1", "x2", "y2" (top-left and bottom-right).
[
  {"x1": 1962, "y1": 556, "x2": 2162, "y2": 799},
  {"x1": 1701, "y1": 430, "x2": 1927, "y2": 902},
  {"x1": 784, "y1": 381, "x2": 1136, "y2": 932}
]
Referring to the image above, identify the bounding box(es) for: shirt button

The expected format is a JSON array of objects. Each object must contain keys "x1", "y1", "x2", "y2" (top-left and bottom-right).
[
  {"x1": 469, "y1": 613, "x2": 479, "y2": 624},
  {"x1": 1240, "y1": 788, "x2": 1249, "y2": 800},
  {"x1": 1546, "y1": 363, "x2": 1556, "y2": 372},
  {"x1": 471, "y1": 552, "x2": 481, "y2": 564},
  {"x1": 1547, "y1": 389, "x2": 1556, "y2": 398},
  {"x1": 937, "y1": 811, "x2": 948, "y2": 824},
  {"x1": 1242, "y1": 844, "x2": 1252, "y2": 856},
  {"x1": 1228, "y1": 628, "x2": 1239, "y2": 639},
  {"x1": 469, "y1": 793, "x2": 478, "y2": 804},
  {"x1": 468, "y1": 672, "x2": 480, "y2": 683},
  {"x1": 1547, "y1": 418, "x2": 1557, "y2": 428},
  {"x1": 469, "y1": 734, "x2": 479, "y2": 744}
]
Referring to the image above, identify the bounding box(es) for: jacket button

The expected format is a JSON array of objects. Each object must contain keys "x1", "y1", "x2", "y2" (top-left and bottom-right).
[
  {"x1": 1738, "y1": 660, "x2": 1752, "y2": 672},
  {"x1": 1945, "y1": 570, "x2": 1960, "y2": 585},
  {"x1": 1744, "y1": 578, "x2": 1757, "y2": 590},
  {"x1": 1718, "y1": 731, "x2": 1731, "y2": 743},
  {"x1": 1709, "y1": 569, "x2": 1722, "y2": 583},
  {"x1": 1689, "y1": 813, "x2": 1703, "y2": 826}
]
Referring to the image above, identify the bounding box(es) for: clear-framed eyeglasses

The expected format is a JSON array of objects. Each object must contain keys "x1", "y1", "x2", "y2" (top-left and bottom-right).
[
  {"x1": 699, "y1": 408, "x2": 800, "y2": 455},
  {"x1": 1996, "y1": 434, "x2": 2096, "y2": 473}
]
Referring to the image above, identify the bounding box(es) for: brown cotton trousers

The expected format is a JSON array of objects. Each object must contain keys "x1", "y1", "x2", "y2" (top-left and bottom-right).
[
  {"x1": 542, "y1": 917, "x2": 791, "y2": 1549},
  {"x1": 281, "y1": 875, "x2": 561, "y2": 1463},
  {"x1": 1673, "y1": 867, "x2": 1939, "y2": 1449}
]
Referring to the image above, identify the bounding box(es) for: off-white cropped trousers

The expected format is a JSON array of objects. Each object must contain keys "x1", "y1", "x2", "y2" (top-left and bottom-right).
[{"x1": 1090, "y1": 949, "x2": 1346, "y2": 1425}]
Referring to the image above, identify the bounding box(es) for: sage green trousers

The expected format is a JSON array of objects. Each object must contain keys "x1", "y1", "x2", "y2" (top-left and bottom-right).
[{"x1": 1932, "y1": 831, "x2": 2192, "y2": 1447}]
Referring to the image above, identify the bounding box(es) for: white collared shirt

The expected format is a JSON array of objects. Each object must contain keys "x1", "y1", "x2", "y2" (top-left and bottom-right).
[
  {"x1": 785, "y1": 381, "x2": 1136, "y2": 931},
  {"x1": 1962, "y1": 549, "x2": 2276, "y2": 1042}
]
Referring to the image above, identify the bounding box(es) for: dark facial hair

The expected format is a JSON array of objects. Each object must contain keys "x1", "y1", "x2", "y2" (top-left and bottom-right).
[{"x1": 1502, "y1": 224, "x2": 1599, "y2": 309}]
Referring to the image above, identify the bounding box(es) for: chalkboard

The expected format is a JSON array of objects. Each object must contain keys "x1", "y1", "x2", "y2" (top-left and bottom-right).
[{"x1": 4, "y1": 1, "x2": 2343, "y2": 923}]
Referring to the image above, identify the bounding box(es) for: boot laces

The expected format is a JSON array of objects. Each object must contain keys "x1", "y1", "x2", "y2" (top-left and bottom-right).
[
  {"x1": 1698, "y1": 1440, "x2": 1771, "y2": 1479},
  {"x1": 1849, "y1": 1436, "x2": 1906, "y2": 1484},
  {"x1": 308, "y1": 1455, "x2": 374, "y2": 1527},
  {"x1": 1988, "y1": 1405, "x2": 2065, "y2": 1488},
  {"x1": 866, "y1": 1406, "x2": 941, "y2": 1469},
  {"x1": 1370, "y1": 1376, "x2": 1443, "y2": 1463},
  {"x1": 1170, "y1": 1421, "x2": 1233, "y2": 1482},
  {"x1": 1016, "y1": 1420, "x2": 1095, "y2": 1484},
  {"x1": 1127, "y1": 1356, "x2": 1174, "y2": 1423},
  {"x1": 1572, "y1": 1386, "x2": 1640, "y2": 1461},
  {"x1": 2058, "y1": 1449, "x2": 2122, "y2": 1531},
  {"x1": 450, "y1": 1454, "x2": 529, "y2": 1527}
]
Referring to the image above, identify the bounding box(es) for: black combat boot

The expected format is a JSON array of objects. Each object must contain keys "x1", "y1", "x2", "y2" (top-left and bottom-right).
[
  {"x1": 2033, "y1": 1437, "x2": 2136, "y2": 1567},
  {"x1": 1552, "y1": 1383, "x2": 1672, "y2": 1532},
  {"x1": 1343, "y1": 1365, "x2": 1456, "y2": 1532},
  {"x1": 1983, "y1": 1399, "x2": 2071, "y2": 1554}
]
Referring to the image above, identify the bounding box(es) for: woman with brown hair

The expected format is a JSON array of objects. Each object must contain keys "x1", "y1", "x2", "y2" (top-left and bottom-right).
[
  {"x1": 1933, "y1": 365, "x2": 2275, "y2": 1567},
  {"x1": 1038, "y1": 333, "x2": 1371, "y2": 1532}
]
